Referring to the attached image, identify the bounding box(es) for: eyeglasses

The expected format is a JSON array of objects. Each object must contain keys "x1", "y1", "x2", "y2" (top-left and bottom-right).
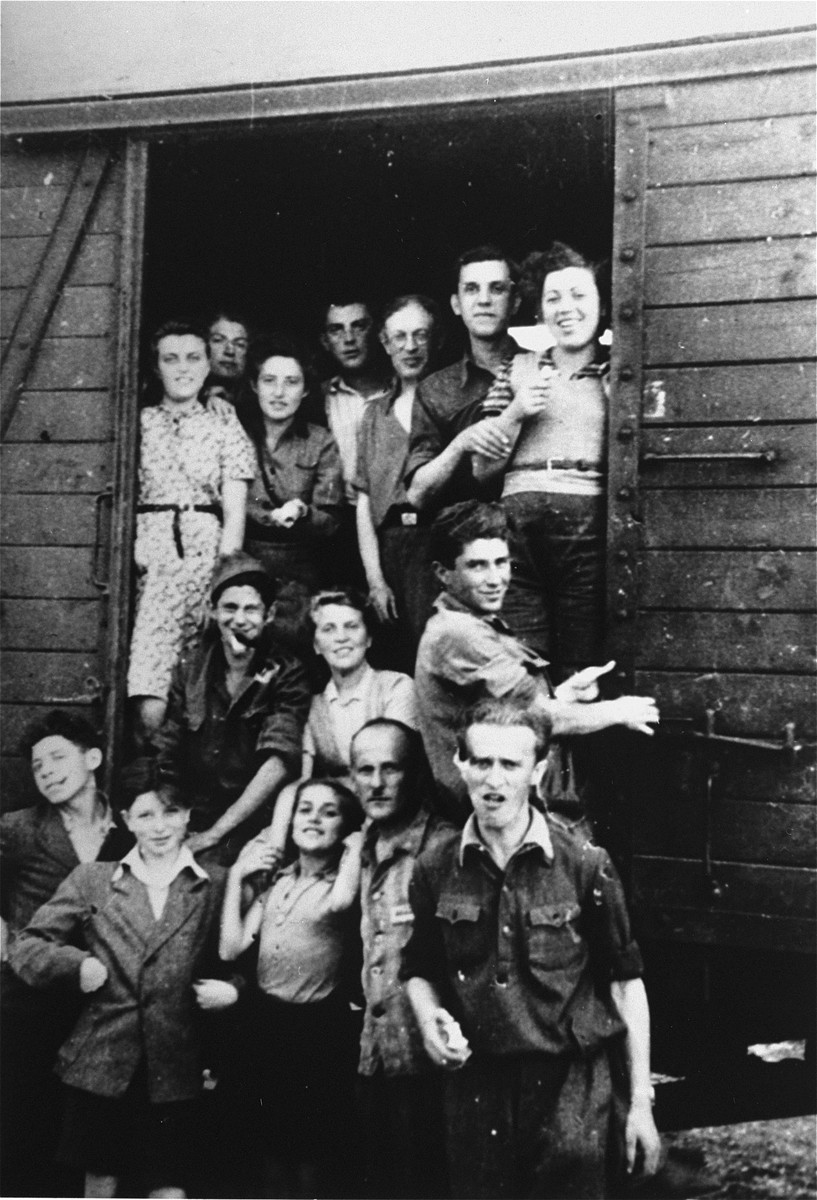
[{"x1": 386, "y1": 330, "x2": 432, "y2": 349}]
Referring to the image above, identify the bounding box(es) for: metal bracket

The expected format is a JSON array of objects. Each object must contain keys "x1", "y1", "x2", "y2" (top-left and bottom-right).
[{"x1": 642, "y1": 450, "x2": 778, "y2": 465}]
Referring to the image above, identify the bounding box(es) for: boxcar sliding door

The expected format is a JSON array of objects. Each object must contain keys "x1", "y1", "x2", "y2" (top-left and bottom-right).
[
  {"x1": 607, "y1": 62, "x2": 816, "y2": 1047},
  {"x1": 0, "y1": 137, "x2": 144, "y2": 810}
]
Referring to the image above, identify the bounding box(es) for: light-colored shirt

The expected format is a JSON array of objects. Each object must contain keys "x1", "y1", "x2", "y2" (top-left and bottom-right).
[
  {"x1": 504, "y1": 349, "x2": 608, "y2": 497},
  {"x1": 414, "y1": 592, "x2": 553, "y2": 813},
  {"x1": 304, "y1": 664, "x2": 418, "y2": 777},
  {"x1": 114, "y1": 845, "x2": 208, "y2": 920},
  {"x1": 256, "y1": 863, "x2": 347, "y2": 1003},
  {"x1": 59, "y1": 800, "x2": 115, "y2": 864},
  {"x1": 323, "y1": 375, "x2": 393, "y2": 504}
]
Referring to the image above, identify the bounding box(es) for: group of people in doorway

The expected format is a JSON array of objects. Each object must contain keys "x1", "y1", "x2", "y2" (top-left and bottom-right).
[{"x1": 2, "y1": 242, "x2": 668, "y2": 1199}]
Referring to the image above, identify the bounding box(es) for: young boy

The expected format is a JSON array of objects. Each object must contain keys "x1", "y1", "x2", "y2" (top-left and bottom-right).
[
  {"x1": 10, "y1": 757, "x2": 238, "y2": 1199},
  {"x1": 1, "y1": 711, "x2": 132, "y2": 1197}
]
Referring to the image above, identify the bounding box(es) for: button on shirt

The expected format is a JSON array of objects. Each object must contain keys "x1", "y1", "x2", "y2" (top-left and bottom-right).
[
  {"x1": 404, "y1": 338, "x2": 526, "y2": 511},
  {"x1": 256, "y1": 863, "x2": 350, "y2": 1003},
  {"x1": 414, "y1": 591, "x2": 554, "y2": 813},
  {"x1": 401, "y1": 810, "x2": 643, "y2": 1059},
  {"x1": 359, "y1": 808, "x2": 453, "y2": 1077}
]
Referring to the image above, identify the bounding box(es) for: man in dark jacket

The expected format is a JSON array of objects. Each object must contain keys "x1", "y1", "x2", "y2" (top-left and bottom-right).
[
  {"x1": 1, "y1": 711, "x2": 132, "y2": 1197},
  {"x1": 152, "y1": 552, "x2": 310, "y2": 865}
]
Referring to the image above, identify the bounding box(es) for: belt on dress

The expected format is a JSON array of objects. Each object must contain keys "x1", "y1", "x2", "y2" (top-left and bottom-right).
[{"x1": 137, "y1": 503, "x2": 221, "y2": 557}]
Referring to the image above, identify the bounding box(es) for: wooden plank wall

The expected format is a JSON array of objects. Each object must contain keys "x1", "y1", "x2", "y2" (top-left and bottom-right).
[
  {"x1": 0, "y1": 143, "x2": 122, "y2": 809},
  {"x1": 614, "y1": 68, "x2": 816, "y2": 953}
]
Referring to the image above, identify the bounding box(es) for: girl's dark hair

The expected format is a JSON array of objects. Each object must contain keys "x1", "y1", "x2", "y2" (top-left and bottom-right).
[
  {"x1": 293, "y1": 777, "x2": 363, "y2": 839},
  {"x1": 309, "y1": 588, "x2": 377, "y2": 637},
  {"x1": 519, "y1": 241, "x2": 610, "y2": 328},
  {"x1": 239, "y1": 332, "x2": 320, "y2": 446}
]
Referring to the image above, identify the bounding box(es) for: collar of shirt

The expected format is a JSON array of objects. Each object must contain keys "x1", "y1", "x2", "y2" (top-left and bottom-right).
[
  {"x1": 114, "y1": 844, "x2": 209, "y2": 886},
  {"x1": 458, "y1": 336, "x2": 524, "y2": 388},
  {"x1": 538, "y1": 345, "x2": 610, "y2": 380},
  {"x1": 325, "y1": 375, "x2": 392, "y2": 403},
  {"x1": 158, "y1": 398, "x2": 205, "y2": 420},
  {"x1": 459, "y1": 805, "x2": 554, "y2": 867},
  {"x1": 362, "y1": 806, "x2": 432, "y2": 867},
  {"x1": 432, "y1": 589, "x2": 516, "y2": 636},
  {"x1": 325, "y1": 663, "x2": 375, "y2": 709}
]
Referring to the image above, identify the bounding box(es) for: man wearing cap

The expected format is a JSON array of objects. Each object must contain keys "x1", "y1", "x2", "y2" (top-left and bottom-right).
[{"x1": 152, "y1": 552, "x2": 310, "y2": 865}]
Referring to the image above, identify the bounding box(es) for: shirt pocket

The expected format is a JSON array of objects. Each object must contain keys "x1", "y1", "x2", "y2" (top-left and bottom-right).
[
  {"x1": 289, "y1": 455, "x2": 320, "y2": 501},
  {"x1": 435, "y1": 898, "x2": 484, "y2": 971},
  {"x1": 526, "y1": 903, "x2": 584, "y2": 971}
]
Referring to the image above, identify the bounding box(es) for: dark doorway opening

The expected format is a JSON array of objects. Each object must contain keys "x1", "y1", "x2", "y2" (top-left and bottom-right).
[{"x1": 142, "y1": 89, "x2": 614, "y2": 354}]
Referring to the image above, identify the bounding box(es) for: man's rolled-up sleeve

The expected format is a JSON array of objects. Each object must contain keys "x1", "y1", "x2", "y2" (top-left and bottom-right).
[
  {"x1": 403, "y1": 387, "x2": 443, "y2": 487},
  {"x1": 584, "y1": 848, "x2": 644, "y2": 981},
  {"x1": 436, "y1": 619, "x2": 539, "y2": 704},
  {"x1": 255, "y1": 656, "x2": 311, "y2": 776}
]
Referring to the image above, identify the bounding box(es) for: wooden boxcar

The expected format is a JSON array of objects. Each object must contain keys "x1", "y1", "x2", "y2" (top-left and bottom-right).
[{"x1": 2, "y1": 23, "x2": 815, "y2": 1090}]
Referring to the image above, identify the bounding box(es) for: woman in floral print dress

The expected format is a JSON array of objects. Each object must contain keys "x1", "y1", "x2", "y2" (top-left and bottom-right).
[{"x1": 128, "y1": 320, "x2": 256, "y2": 741}]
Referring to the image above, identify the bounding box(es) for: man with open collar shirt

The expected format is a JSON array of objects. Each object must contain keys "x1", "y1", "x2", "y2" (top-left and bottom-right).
[
  {"x1": 404, "y1": 244, "x2": 528, "y2": 516},
  {"x1": 402, "y1": 699, "x2": 661, "y2": 1199},
  {"x1": 152, "y1": 552, "x2": 310, "y2": 867}
]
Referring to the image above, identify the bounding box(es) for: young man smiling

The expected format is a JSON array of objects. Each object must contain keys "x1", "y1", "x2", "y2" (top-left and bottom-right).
[
  {"x1": 152, "y1": 552, "x2": 309, "y2": 865},
  {"x1": 405, "y1": 245, "x2": 525, "y2": 515},
  {"x1": 402, "y1": 699, "x2": 661, "y2": 1199},
  {"x1": 414, "y1": 501, "x2": 658, "y2": 817}
]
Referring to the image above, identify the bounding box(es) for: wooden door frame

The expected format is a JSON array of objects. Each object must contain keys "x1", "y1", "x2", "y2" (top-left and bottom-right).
[{"x1": 103, "y1": 136, "x2": 147, "y2": 796}]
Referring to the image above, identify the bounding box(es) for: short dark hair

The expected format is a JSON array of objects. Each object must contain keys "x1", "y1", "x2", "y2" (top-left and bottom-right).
[
  {"x1": 456, "y1": 698, "x2": 552, "y2": 762},
  {"x1": 519, "y1": 241, "x2": 608, "y2": 325},
  {"x1": 21, "y1": 710, "x2": 104, "y2": 758},
  {"x1": 452, "y1": 245, "x2": 519, "y2": 294},
  {"x1": 206, "y1": 310, "x2": 250, "y2": 336},
  {"x1": 309, "y1": 587, "x2": 376, "y2": 637},
  {"x1": 430, "y1": 501, "x2": 512, "y2": 569},
  {"x1": 320, "y1": 296, "x2": 376, "y2": 330},
  {"x1": 117, "y1": 757, "x2": 185, "y2": 812},
  {"x1": 150, "y1": 319, "x2": 209, "y2": 370},
  {"x1": 293, "y1": 777, "x2": 363, "y2": 839}
]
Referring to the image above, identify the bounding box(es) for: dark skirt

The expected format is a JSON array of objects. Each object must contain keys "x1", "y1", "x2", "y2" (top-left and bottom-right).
[{"x1": 251, "y1": 988, "x2": 361, "y2": 1161}]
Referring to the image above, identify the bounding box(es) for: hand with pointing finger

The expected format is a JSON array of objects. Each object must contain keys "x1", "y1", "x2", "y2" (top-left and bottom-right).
[{"x1": 556, "y1": 660, "x2": 616, "y2": 704}]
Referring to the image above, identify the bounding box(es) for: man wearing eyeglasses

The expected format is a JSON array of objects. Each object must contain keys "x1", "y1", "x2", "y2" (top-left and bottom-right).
[
  {"x1": 354, "y1": 294, "x2": 442, "y2": 670},
  {"x1": 206, "y1": 310, "x2": 251, "y2": 403}
]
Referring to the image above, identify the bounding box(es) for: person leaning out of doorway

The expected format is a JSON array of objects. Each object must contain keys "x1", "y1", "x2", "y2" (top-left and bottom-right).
[
  {"x1": 470, "y1": 242, "x2": 611, "y2": 680},
  {"x1": 240, "y1": 333, "x2": 344, "y2": 594},
  {"x1": 128, "y1": 319, "x2": 256, "y2": 744}
]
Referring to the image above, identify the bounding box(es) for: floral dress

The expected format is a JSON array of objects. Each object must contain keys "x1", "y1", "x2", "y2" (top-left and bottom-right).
[{"x1": 127, "y1": 400, "x2": 256, "y2": 702}]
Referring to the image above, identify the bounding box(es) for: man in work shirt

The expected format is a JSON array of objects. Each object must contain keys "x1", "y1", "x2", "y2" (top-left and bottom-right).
[
  {"x1": 402, "y1": 698, "x2": 661, "y2": 1198},
  {"x1": 350, "y1": 718, "x2": 453, "y2": 1199}
]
